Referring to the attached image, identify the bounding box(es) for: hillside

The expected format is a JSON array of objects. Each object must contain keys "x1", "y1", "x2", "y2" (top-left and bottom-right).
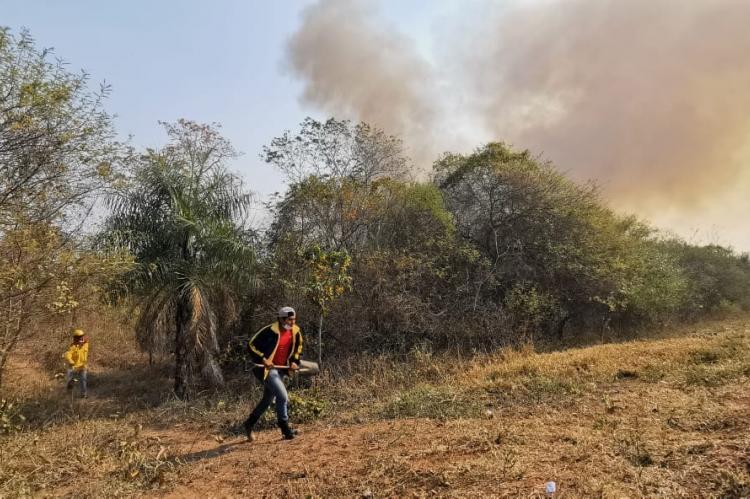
[{"x1": 1, "y1": 316, "x2": 749, "y2": 498}]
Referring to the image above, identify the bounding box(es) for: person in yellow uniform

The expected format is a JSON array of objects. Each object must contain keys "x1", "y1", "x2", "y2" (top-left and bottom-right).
[{"x1": 63, "y1": 329, "x2": 89, "y2": 398}]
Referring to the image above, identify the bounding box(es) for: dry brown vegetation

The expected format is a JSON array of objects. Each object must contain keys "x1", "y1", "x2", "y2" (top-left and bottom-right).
[
  {"x1": 1, "y1": 314, "x2": 749, "y2": 498},
  {"x1": 2, "y1": 24, "x2": 750, "y2": 499}
]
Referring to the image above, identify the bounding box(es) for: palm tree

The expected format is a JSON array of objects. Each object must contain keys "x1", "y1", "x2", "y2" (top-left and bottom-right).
[{"x1": 105, "y1": 120, "x2": 257, "y2": 398}]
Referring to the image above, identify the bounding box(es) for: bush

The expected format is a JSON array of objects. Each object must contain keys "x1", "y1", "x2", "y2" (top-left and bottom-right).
[
  {"x1": 380, "y1": 385, "x2": 480, "y2": 420},
  {"x1": 664, "y1": 242, "x2": 750, "y2": 317},
  {"x1": 0, "y1": 399, "x2": 26, "y2": 435},
  {"x1": 288, "y1": 392, "x2": 326, "y2": 422}
]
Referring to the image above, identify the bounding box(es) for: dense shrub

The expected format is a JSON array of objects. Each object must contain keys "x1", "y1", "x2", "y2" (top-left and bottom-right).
[{"x1": 258, "y1": 135, "x2": 750, "y2": 358}]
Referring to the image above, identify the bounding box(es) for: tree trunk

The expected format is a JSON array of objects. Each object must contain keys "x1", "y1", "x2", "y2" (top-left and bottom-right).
[
  {"x1": 175, "y1": 235, "x2": 192, "y2": 399},
  {"x1": 556, "y1": 313, "x2": 571, "y2": 341},
  {"x1": 317, "y1": 313, "x2": 324, "y2": 368},
  {"x1": 600, "y1": 314, "x2": 612, "y2": 344},
  {"x1": 174, "y1": 297, "x2": 190, "y2": 399},
  {"x1": 0, "y1": 297, "x2": 26, "y2": 394}
]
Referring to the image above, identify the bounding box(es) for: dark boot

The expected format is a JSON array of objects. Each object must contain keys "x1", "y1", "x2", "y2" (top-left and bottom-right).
[
  {"x1": 278, "y1": 420, "x2": 298, "y2": 440},
  {"x1": 243, "y1": 410, "x2": 263, "y2": 442},
  {"x1": 243, "y1": 385, "x2": 273, "y2": 442},
  {"x1": 242, "y1": 418, "x2": 257, "y2": 442}
]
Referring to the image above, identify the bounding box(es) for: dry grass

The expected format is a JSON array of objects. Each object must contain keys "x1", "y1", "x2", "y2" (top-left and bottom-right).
[
  {"x1": 465, "y1": 317, "x2": 750, "y2": 396},
  {"x1": 0, "y1": 419, "x2": 178, "y2": 496},
  {"x1": 1, "y1": 314, "x2": 748, "y2": 497}
]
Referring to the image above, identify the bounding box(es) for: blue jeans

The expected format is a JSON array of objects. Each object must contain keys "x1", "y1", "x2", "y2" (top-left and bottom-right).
[
  {"x1": 245, "y1": 369, "x2": 289, "y2": 427},
  {"x1": 66, "y1": 368, "x2": 87, "y2": 395}
]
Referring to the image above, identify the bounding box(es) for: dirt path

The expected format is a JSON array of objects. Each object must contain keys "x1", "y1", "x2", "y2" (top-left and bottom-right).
[{"x1": 145, "y1": 382, "x2": 750, "y2": 498}]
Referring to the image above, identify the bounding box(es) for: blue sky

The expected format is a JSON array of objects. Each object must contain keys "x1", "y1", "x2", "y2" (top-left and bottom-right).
[
  {"x1": 2, "y1": 0, "x2": 434, "y2": 198},
  {"x1": 3, "y1": 1, "x2": 317, "y2": 198}
]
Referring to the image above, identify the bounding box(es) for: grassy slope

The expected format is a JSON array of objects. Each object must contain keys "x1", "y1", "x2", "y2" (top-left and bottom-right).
[{"x1": 1, "y1": 316, "x2": 749, "y2": 497}]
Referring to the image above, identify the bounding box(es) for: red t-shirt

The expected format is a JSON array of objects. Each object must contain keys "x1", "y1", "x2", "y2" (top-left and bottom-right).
[{"x1": 272, "y1": 328, "x2": 293, "y2": 366}]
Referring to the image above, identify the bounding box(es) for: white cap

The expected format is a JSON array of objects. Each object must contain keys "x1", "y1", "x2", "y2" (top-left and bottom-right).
[{"x1": 277, "y1": 306, "x2": 296, "y2": 318}]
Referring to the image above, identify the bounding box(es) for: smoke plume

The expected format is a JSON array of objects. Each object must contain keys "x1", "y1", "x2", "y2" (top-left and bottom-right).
[
  {"x1": 286, "y1": 0, "x2": 440, "y2": 171},
  {"x1": 286, "y1": 0, "x2": 750, "y2": 250}
]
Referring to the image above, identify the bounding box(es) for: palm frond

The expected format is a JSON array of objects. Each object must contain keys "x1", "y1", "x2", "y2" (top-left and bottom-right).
[
  {"x1": 102, "y1": 120, "x2": 259, "y2": 393},
  {"x1": 134, "y1": 284, "x2": 176, "y2": 356}
]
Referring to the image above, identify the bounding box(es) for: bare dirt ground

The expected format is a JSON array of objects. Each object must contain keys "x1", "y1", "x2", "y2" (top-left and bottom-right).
[{"x1": 150, "y1": 381, "x2": 749, "y2": 498}]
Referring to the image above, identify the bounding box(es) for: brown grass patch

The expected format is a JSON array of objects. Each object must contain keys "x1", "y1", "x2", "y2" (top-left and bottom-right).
[{"x1": 1, "y1": 314, "x2": 748, "y2": 497}]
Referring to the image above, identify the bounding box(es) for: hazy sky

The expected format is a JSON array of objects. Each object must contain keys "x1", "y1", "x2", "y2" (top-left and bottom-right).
[
  {"x1": 4, "y1": 1, "x2": 749, "y2": 250},
  {"x1": 2, "y1": 1, "x2": 439, "y2": 196}
]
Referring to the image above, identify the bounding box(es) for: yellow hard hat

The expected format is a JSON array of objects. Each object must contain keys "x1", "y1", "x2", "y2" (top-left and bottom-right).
[{"x1": 72, "y1": 329, "x2": 85, "y2": 337}]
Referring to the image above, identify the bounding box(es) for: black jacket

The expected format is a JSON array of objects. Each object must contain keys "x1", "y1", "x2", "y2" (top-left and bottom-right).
[{"x1": 248, "y1": 322, "x2": 303, "y2": 380}]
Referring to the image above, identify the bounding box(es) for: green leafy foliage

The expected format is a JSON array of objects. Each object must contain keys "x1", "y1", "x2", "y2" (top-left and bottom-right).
[
  {"x1": 299, "y1": 245, "x2": 352, "y2": 315},
  {"x1": 0, "y1": 28, "x2": 128, "y2": 390},
  {"x1": 663, "y1": 242, "x2": 750, "y2": 316},
  {"x1": 262, "y1": 130, "x2": 750, "y2": 353},
  {"x1": 288, "y1": 392, "x2": 326, "y2": 422},
  {"x1": 0, "y1": 28, "x2": 122, "y2": 227},
  {"x1": 434, "y1": 143, "x2": 697, "y2": 337},
  {"x1": 104, "y1": 120, "x2": 257, "y2": 397},
  {"x1": 6, "y1": 18, "x2": 750, "y2": 400}
]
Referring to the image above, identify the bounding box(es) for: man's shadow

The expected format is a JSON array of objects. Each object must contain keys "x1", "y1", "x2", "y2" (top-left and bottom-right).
[{"x1": 174, "y1": 439, "x2": 247, "y2": 464}]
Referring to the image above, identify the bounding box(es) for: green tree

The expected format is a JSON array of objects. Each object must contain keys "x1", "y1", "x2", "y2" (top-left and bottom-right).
[
  {"x1": 342, "y1": 184, "x2": 482, "y2": 351},
  {"x1": 0, "y1": 28, "x2": 119, "y2": 228},
  {"x1": 265, "y1": 118, "x2": 491, "y2": 353},
  {"x1": 0, "y1": 28, "x2": 123, "y2": 391},
  {"x1": 264, "y1": 118, "x2": 410, "y2": 256},
  {"x1": 664, "y1": 242, "x2": 750, "y2": 316},
  {"x1": 105, "y1": 120, "x2": 256, "y2": 398},
  {"x1": 299, "y1": 245, "x2": 351, "y2": 367},
  {"x1": 434, "y1": 143, "x2": 686, "y2": 338},
  {"x1": 264, "y1": 117, "x2": 408, "y2": 186},
  {"x1": 269, "y1": 175, "x2": 375, "y2": 253}
]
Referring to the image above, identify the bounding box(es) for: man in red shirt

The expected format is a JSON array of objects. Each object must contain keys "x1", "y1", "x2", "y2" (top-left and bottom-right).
[{"x1": 244, "y1": 306, "x2": 303, "y2": 441}]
